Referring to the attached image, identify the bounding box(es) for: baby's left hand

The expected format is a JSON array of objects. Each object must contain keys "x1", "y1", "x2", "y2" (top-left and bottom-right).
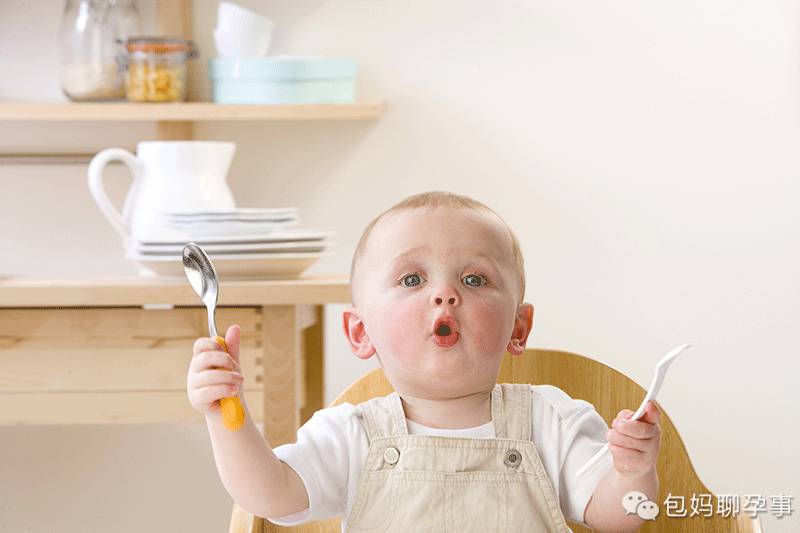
[{"x1": 607, "y1": 401, "x2": 661, "y2": 479}]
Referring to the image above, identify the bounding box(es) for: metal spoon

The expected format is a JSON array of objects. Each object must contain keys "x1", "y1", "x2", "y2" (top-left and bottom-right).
[
  {"x1": 183, "y1": 242, "x2": 245, "y2": 431},
  {"x1": 575, "y1": 343, "x2": 691, "y2": 477}
]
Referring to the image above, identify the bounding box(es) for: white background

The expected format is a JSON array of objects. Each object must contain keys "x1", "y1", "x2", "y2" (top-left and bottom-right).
[{"x1": 1, "y1": 1, "x2": 798, "y2": 531}]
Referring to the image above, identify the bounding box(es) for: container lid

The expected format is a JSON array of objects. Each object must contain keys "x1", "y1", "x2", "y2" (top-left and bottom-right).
[
  {"x1": 123, "y1": 36, "x2": 198, "y2": 58},
  {"x1": 209, "y1": 57, "x2": 357, "y2": 81}
]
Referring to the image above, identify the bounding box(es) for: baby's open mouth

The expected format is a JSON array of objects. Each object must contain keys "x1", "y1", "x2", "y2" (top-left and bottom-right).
[{"x1": 432, "y1": 316, "x2": 459, "y2": 348}]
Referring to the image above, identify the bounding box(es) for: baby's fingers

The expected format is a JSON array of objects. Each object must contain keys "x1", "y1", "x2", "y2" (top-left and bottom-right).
[
  {"x1": 612, "y1": 416, "x2": 660, "y2": 439},
  {"x1": 616, "y1": 409, "x2": 635, "y2": 421},
  {"x1": 188, "y1": 369, "x2": 244, "y2": 412},
  {"x1": 193, "y1": 337, "x2": 222, "y2": 357},
  {"x1": 607, "y1": 427, "x2": 653, "y2": 452},
  {"x1": 190, "y1": 348, "x2": 240, "y2": 374},
  {"x1": 639, "y1": 401, "x2": 661, "y2": 425},
  {"x1": 189, "y1": 383, "x2": 242, "y2": 413},
  {"x1": 190, "y1": 368, "x2": 244, "y2": 390}
]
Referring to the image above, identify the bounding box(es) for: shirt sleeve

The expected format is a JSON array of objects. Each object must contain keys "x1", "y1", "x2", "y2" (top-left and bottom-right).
[
  {"x1": 531, "y1": 385, "x2": 614, "y2": 526},
  {"x1": 266, "y1": 403, "x2": 356, "y2": 526}
]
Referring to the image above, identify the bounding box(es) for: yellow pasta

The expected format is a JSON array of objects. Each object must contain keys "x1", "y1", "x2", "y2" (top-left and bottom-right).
[{"x1": 126, "y1": 62, "x2": 187, "y2": 102}]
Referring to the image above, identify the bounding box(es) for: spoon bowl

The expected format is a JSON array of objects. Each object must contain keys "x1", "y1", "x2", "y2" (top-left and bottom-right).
[{"x1": 183, "y1": 243, "x2": 220, "y2": 339}]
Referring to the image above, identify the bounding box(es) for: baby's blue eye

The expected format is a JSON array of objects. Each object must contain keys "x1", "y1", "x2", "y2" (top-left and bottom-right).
[
  {"x1": 463, "y1": 274, "x2": 486, "y2": 287},
  {"x1": 401, "y1": 274, "x2": 422, "y2": 287}
]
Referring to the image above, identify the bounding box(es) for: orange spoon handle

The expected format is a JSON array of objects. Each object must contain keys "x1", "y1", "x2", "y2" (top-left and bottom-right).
[{"x1": 214, "y1": 335, "x2": 245, "y2": 431}]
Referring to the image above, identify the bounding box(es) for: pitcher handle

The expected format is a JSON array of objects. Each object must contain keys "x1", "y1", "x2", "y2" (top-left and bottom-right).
[{"x1": 87, "y1": 148, "x2": 142, "y2": 242}]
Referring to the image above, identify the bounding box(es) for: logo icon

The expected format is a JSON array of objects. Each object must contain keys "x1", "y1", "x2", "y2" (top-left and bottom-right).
[{"x1": 623, "y1": 491, "x2": 660, "y2": 520}]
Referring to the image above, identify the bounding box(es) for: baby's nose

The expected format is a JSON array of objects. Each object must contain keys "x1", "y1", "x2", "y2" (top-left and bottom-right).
[{"x1": 432, "y1": 288, "x2": 459, "y2": 306}]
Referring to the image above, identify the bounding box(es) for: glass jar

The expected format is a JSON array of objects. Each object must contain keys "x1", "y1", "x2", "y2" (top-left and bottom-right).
[
  {"x1": 59, "y1": 0, "x2": 142, "y2": 101},
  {"x1": 122, "y1": 37, "x2": 198, "y2": 102}
]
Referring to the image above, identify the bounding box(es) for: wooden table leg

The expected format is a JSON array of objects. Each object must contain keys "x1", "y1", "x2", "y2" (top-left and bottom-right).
[
  {"x1": 301, "y1": 305, "x2": 325, "y2": 424},
  {"x1": 260, "y1": 305, "x2": 302, "y2": 447},
  {"x1": 232, "y1": 304, "x2": 326, "y2": 533},
  {"x1": 251, "y1": 305, "x2": 302, "y2": 533}
]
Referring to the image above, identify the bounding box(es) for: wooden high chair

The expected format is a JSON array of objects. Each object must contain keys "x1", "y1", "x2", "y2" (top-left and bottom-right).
[{"x1": 229, "y1": 348, "x2": 763, "y2": 533}]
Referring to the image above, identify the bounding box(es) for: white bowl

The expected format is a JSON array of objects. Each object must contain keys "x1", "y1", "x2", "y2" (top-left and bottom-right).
[
  {"x1": 214, "y1": 27, "x2": 272, "y2": 58},
  {"x1": 217, "y1": 1, "x2": 275, "y2": 33}
]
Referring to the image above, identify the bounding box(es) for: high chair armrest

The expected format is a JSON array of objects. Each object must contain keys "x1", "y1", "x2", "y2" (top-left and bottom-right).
[
  {"x1": 229, "y1": 502, "x2": 259, "y2": 533},
  {"x1": 736, "y1": 513, "x2": 763, "y2": 533}
]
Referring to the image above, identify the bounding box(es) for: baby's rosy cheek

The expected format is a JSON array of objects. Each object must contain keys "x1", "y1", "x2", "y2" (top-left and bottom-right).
[
  {"x1": 471, "y1": 305, "x2": 514, "y2": 354},
  {"x1": 381, "y1": 302, "x2": 425, "y2": 352}
]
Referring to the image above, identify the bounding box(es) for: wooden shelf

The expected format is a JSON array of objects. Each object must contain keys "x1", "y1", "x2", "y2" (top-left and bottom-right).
[{"x1": 0, "y1": 101, "x2": 385, "y2": 122}]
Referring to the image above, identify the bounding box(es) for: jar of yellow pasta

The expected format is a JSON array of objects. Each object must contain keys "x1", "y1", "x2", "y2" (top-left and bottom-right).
[{"x1": 122, "y1": 37, "x2": 197, "y2": 102}]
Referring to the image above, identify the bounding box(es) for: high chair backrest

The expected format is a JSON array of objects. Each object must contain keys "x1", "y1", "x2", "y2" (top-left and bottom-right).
[{"x1": 232, "y1": 348, "x2": 762, "y2": 533}]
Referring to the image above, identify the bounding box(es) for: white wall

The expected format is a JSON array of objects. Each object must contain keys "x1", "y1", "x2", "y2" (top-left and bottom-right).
[{"x1": 1, "y1": 1, "x2": 798, "y2": 531}]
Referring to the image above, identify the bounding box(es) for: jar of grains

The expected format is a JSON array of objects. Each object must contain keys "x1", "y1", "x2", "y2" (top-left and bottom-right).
[
  {"x1": 59, "y1": 0, "x2": 142, "y2": 101},
  {"x1": 121, "y1": 37, "x2": 198, "y2": 102}
]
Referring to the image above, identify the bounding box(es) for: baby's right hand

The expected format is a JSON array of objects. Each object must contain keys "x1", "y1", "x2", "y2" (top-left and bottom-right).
[{"x1": 187, "y1": 325, "x2": 245, "y2": 416}]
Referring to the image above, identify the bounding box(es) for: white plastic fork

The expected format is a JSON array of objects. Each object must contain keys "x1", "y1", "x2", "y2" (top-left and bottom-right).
[{"x1": 575, "y1": 343, "x2": 692, "y2": 477}]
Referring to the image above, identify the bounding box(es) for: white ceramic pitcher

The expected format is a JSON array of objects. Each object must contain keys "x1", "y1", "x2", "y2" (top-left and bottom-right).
[{"x1": 88, "y1": 141, "x2": 236, "y2": 242}]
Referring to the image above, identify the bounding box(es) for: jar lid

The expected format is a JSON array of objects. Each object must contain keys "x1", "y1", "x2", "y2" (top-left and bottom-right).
[{"x1": 122, "y1": 36, "x2": 198, "y2": 57}]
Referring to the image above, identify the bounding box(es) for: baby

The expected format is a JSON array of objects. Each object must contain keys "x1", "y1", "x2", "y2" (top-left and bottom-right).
[{"x1": 188, "y1": 191, "x2": 661, "y2": 532}]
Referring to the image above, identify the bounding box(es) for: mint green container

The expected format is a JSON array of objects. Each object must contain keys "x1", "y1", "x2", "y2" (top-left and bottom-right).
[{"x1": 209, "y1": 58, "x2": 357, "y2": 104}]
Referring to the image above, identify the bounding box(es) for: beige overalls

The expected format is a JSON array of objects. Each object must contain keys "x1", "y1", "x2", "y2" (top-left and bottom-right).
[{"x1": 345, "y1": 383, "x2": 573, "y2": 533}]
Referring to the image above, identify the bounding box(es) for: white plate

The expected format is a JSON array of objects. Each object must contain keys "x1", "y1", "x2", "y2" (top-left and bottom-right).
[
  {"x1": 165, "y1": 220, "x2": 300, "y2": 236},
  {"x1": 128, "y1": 251, "x2": 330, "y2": 279},
  {"x1": 133, "y1": 229, "x2": 334, "y2": 246},
  {"x1": 167, "y1": 215, "x2": 298, "y2": 222},
  {"x1": 164, "y1": 207, "x2": 298, "y2": 216},
  {"x1": 132, "y1": 240, "x2": 332, "y2": 255},
  {"x1": 164, "y1": 212, "x2": 298, "y2": 221}
]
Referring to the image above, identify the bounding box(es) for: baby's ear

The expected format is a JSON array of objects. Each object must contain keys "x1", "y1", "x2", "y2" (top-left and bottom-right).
[
  {"x1": 342, "y1": 307, "x2": 376, "y2": 359},
  {"x1": 506, "y1": 303, "x2": 534, "y2": 356}
]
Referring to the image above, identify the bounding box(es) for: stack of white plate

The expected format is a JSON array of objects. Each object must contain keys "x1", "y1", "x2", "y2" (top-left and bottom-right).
[
  {"x1": 126, "y1": 208, "x2": 334, "y2": 279},
  {"x1": 161, "y1": 207, "x2": 299, "y2": 235}
]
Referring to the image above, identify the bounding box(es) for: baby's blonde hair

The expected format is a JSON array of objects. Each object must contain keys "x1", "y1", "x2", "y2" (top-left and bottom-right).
[{"x1": 349, "y1": 191, "x2": 526, "y2": 305}]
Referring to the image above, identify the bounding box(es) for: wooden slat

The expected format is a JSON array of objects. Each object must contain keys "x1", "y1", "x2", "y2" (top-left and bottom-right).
[
  {"x1": 261, "y1": 305, "x2": 301, "y2": 447},
  {"x1": 0, "y1": 102, "x2": 386, "y2": 122},
  {"x1": 0, "y1": 276, "x2": 350, "y2": 307},
  {"x1": 0, "y1": 307, "x2": 261, "y2": 349},
  {"x1": 0, "y1": 348, "x2": 262, "y2": 392},
  {"x1": 0, "y1": 390, "x2": 262, "y2": 425}
]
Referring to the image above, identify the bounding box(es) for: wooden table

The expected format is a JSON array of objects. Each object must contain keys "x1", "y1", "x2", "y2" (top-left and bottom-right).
[{"x1": 0, "y1": 276, "x2": 350, "y2": 448}]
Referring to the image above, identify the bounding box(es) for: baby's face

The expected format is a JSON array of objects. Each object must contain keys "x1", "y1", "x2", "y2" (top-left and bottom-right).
[{"x1": 345, "y1": 207, "x2": 532, "y2": 399}]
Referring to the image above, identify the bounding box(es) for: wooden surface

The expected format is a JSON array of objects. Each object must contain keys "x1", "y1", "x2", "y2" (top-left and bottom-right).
[
  {"x1": 0, "y1": 274, "x2": 348, "y2": 427},
  {"x1": 0, "y1": 102, "x2": 386, "y2": 121},
  {"x1": 0, "y1": 307, "x2": 262, "y2": 424},
  {"x1": 0, "y1": 276, "x2": 350, "y2": 307},
  {"x1": 246, "y1": 349, "x2": 761, "y2": 533}
]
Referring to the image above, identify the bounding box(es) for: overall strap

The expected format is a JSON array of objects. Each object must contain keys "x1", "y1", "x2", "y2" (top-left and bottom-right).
[
  {"x1": 494, "y1": 383, "x2": 532, "y2": 441},
  {"x1": 358, "y1": 391, "x2": 408, "y2": 440}
]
